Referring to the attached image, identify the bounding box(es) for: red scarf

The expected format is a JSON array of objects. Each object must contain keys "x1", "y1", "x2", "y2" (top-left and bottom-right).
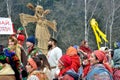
[
  {"x1": 83, "y1": 63, "x2": 90, "y2": 77},
  {"x1": 79, "y1": 46, "x2": 92, "y2": 54}
]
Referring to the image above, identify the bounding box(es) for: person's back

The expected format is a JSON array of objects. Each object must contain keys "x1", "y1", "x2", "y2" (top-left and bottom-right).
[
  {"x1": 27, "y1": 70, "x2": 49, "y2": 80},
  {"x1": 86, "y1": 50, "x2": 113, "y2": 80}
]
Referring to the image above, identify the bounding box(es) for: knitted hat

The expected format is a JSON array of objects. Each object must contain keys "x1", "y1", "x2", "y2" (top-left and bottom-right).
[
  {"x1": 26, "y1": 36, "x2": 35, "y2": 44},
  {"x1": 93, "y1": 50, "x2": 105, "y2": 62},
  {"x1": 59, "y1": 55, "x2": 72, "y2": 67}
]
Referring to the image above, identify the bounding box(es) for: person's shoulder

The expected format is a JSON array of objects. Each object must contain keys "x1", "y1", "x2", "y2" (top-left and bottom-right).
[
  {"x1": 33, "y1": 46, "x2": 42, "y2": 52},
  {"x1": 54, "y1": 47, "x2": 62, "y2": 50},
  {"x1": 114, "y1": 48, "x2": 120, "y2": 52},
  {"x1": 63, "y1": 74, "x2": 74, "y2": 80},
  {"x1": 28, "y1": 75, "x2": 39, "y2": 80}
]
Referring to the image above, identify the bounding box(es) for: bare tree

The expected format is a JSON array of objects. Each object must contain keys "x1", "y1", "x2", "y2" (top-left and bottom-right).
[
  {"x1": 85, "y1": 0, "x2": 87, "y2": 41},
  {"x1": 109, "y1": 0, "x2": 115, "y2": 48}
]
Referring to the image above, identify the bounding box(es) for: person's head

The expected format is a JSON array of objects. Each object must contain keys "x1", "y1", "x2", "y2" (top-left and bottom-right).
[
  {"x1": 99, "y1": 47, "x2": 110, "y2": 54},
  {"x1": 89, "y1": 50, "x2": 105, "y2": 65},
  {"x1": 26, "y1": 36, "x2": 35, "y2": 48},
  {"x1": 73, "y1": 45, "x2": 79, "y2": 52},
  {"x1": 82, "y1": 56, "x2": 89, "y2": 65},
  {"x1": 8, "y1": 36, "x2": 18, "y2": 50},
  {"x1": 48, "y1": 38, "x2": 57, "y2": 50},
  {"x1": 26, "y1": 58, "x2": 37, "y2": 73},
  {"x1": 36, "y1": 54, "x2": 51, "y2": 70},
  {"x1": 80, "y1": 40, "x2": 89, "y2": 47},
  {"x1": 66, "y1": 46, "x2": 77, "y2": 56},
  {"x1": 17, "y1": 35, "x2": 25, "y2": 46},
  {"x1": 58, "y1": 55, "x2": 72, "y2": 69},
  {"x1": 17, "y1": 27, "x2": 24, "y2": 34},
  {"x1": 114, "y1": 41, "x2": 120, "y2": 49},
  {"x1": 35, "y1": 5, "x2": 44, "y2": 17}
]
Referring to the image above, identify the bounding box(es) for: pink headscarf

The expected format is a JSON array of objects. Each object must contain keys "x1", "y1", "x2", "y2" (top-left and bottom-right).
[
  {"x1": 93, "y1": 50, "x2": 105, "y2": 62},
  {"x1": 93, "y1": 50, "x2": 113, "y2": 73}
]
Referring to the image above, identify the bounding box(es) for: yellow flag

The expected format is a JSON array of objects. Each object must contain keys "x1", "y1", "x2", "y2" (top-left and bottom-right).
[{"x1": 90, "y1": 18, "x2": 108, "y2": 49}]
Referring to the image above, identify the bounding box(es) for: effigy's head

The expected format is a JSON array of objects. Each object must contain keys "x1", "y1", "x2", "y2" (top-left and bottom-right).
[{"x1": 35, "y1": 5, "x2": 44, "y2": 16}]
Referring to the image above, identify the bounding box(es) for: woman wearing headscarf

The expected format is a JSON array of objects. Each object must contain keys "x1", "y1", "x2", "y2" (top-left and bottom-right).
[
  {"x1": 79, "y1": 40, "x2": 92, "y2": 58},
  {"x1": 78, "y1": 56, "x2": 90, "y2": 79},
  {"x1": 54, "y1": 55, "x2": 78, "y2": 80},
  {"x1": 26, "y1": 54, "x2": 51, "y2": 80},
  {"x1": 86, "y1": 50, "x2": 113, "y2": 80},
  {"x1": 66, "y1": 46, "x2": 80, "y2": 73}
]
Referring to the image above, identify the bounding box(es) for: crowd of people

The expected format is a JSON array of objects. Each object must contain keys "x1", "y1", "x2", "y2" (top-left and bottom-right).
[{"x1": 0, "y1": 27, "x2": 120, "y2": 80}]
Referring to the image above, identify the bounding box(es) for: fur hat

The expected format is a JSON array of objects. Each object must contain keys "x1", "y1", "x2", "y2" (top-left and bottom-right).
[
  {"x1": 26, "y1": 36, "x2": 35, "y2": 44},
  {"x1": 59, "y1": 55, "x2": 72, "y2": 67}
]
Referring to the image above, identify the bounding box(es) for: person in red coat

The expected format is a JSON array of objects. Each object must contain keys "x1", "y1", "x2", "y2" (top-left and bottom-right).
[
  {"x1": 79, "y1": 40, "x2": 92, "y2": 58},
  {"x1": 16, "y1": 27, "x2": 25, "y2": 46},
  {"x1": 66, "y1": 46, "x2": 80, "y2": 73}
]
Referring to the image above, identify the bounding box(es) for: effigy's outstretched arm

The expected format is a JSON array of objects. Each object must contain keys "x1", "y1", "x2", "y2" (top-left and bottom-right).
[
  {"x1": 45, "y1": 20, "x2": 57, "y2": 32},
  {"x1": 19, "y1": 13, "x2": 37, "y2": 38},
  {"x1": 19, "y1": 13, "x2": 37, "y2": 26}
]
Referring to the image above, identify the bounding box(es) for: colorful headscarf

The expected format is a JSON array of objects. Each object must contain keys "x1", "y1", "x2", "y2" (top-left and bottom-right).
[
  {"x1": 59, "y1": 55, "x2": 72, "y2": 67},
  {"x1": 93, "y1": 50, "x2": 113, "y2": 73},
  {"x1": 93, "y1": 50, "x2": 105, "y2": 62},
  {"x1": 58, "y1": 55, "x2": 72, "y2": 76},
  {"x1": 28, "y1": 58, "x2": 37, "y2": 70},
  {"x1": 66, "y1": 46, "x2": 77, "y2": 56}
]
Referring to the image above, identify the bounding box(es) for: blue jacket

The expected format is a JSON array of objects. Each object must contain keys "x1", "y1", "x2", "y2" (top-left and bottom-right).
[{"x1": 86, "y1": 64, "x2": 113, "y2": 80}]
